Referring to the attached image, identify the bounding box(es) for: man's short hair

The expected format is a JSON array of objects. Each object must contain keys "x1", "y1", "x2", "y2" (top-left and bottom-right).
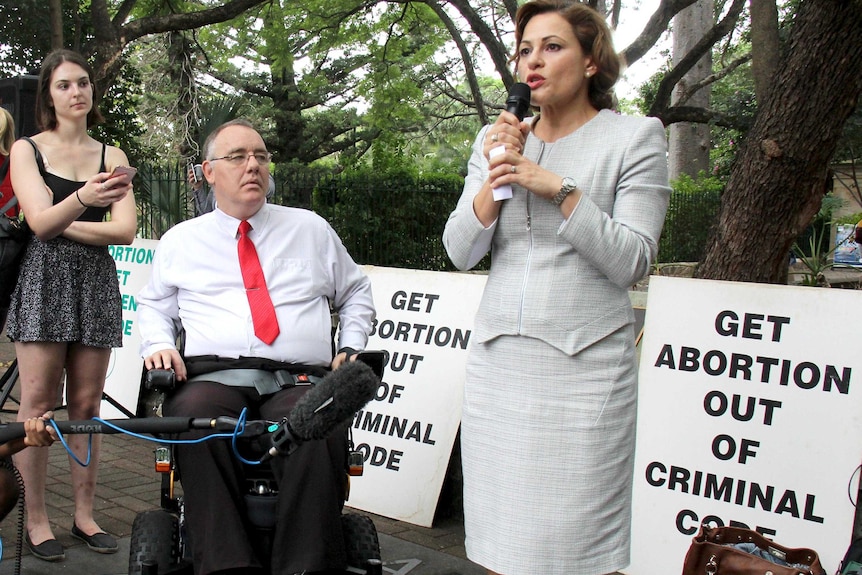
[{"x1": 202, "y1": 118, "x2": 257, "y2": 160}]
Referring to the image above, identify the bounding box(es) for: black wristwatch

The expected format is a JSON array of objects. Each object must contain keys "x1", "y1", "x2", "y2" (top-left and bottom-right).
[{"x1": 552, "y1": 177, "x2": 577, "y2": 206}]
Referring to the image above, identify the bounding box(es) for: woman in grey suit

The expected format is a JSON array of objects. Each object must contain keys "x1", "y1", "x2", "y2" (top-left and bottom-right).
[{"x1": 443, "y1": 2, "x2": 670, "y2": 574}]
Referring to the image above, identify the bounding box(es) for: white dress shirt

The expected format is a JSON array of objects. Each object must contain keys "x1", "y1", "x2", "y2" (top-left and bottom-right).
[{"x1": 137, "y1": 203, "x2": 375, "y2": 367}]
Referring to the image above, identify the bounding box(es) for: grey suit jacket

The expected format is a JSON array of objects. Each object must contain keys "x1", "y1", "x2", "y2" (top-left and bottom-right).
[{"x1": 443, "y1": 109, "x2": 670, "y2": 356}]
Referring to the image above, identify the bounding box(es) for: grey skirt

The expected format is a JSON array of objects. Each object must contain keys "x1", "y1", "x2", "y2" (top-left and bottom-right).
[
  {"x1": 461, "y1": 328, "x2": 637, "y2": 575},
  {"x1": 7, "y1": 235, "x2": 122, "y2": 348}
]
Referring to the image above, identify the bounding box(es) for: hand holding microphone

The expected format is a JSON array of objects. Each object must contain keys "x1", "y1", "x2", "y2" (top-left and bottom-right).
[{"x1": 490, "y1": 83, "x2": 531, "y2": 201}]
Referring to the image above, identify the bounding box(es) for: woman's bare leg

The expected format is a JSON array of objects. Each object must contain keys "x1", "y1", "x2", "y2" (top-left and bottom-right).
[
  {"x1": 63, "y1": 343, "x2": 111, "y2": 535},
  {"x1": 12, "y1": 341, "x2": 66, "y2": 544}
]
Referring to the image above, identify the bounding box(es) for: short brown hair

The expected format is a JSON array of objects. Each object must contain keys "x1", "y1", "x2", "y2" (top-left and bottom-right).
[
  {"x1": 513, "y1": 0, "x2": 620, "y2": 110},
  {"x1": 35, "y1": 49, "x2": 105, "y2": 131}
]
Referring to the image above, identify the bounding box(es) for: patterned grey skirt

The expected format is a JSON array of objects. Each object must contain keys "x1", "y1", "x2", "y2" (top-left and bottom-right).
[
  {"x1": 461, "y1": 328, "x2": 638, "y2": 575},
  {"x1": 7, "y1": 235, "x2": 122, "y2": 348}
]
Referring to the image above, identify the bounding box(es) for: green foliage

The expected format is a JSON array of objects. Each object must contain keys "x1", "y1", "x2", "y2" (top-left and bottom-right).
[
  {"x1": 633, "y1": 37, "x2": 757, "y2": 182},
  {"x1": 790, "y1": 224, "x2": 837, "y2": 287},
  {"x1": 789, "y1": 193, "x2": 847, "y2": 286},
  {"x1": 632, "y1": 60, "x2": 670, "y2": 116},
  {"x1": 658, "y1": 172, "x2": 724, "y2": 263},
  {"x1": 707, "y1": 51, "x2": 756, "y2": 180},
  {"x1": 180, "y1": 0, "x2": 457, "y2": 166},
  {"x1": 835, "y1": 105, "x2": 862, "y2": 164},
  {"x1": 833, "y1": 211, "x2": 862, "y2": 226},
  {"x1": 93, "y1": 59, "x2": 149, "y2": 166},
  {"x1": 135, "y1": 161, "x2": 193, "y2": 239},
  {"x1": 313, "y1": 167, "x2": 464, "y2": 271},
  {"x1": 0, "y1": 0, "x2": 66, "y2": 75}
]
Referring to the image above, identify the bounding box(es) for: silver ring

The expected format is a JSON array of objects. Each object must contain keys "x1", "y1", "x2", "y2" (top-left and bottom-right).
[
  {"x1": 491, "y1": 134, "x2": 499, "y2": 143},
  {"x1": 511, "y1": 165, "x2": 517, "y2": 174},
  {"x1": 100, "y1": 183, "x2": 105, "y2": 191}
]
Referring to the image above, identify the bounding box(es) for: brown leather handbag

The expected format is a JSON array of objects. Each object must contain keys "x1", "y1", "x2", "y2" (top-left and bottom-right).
[{"x1": 682, "y1": 524, "x2": 826, "y2": 575}]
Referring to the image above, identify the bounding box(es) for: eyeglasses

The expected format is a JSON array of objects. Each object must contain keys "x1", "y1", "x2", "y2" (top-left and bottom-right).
[{"x1": 210, "y1": 151, "x2": 272, "y2": 166}]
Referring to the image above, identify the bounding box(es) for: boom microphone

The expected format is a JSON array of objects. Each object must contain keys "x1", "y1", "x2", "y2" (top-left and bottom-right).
[
  {"x1": 491, "y1": 82, "x2": 531, "y2": 201},
  {"x1": 267, "y1": 360, "x2": 380, "y2": 457}
]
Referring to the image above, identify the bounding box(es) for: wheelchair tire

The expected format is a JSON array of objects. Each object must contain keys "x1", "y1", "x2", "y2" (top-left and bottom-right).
[
  {"x1": 341, "y1": 512, "x2": 381, "y2": 569},
  {"x1": 128, "y1": 509, "x2": 184, "y2": 575}
]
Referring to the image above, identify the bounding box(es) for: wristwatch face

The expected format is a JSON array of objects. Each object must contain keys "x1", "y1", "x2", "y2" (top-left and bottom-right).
[{"x1": 554, "y1": 177, "x2": 577, "y2": 205}]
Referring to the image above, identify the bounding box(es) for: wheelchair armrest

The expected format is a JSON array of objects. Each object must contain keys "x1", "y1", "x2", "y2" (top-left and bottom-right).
[
  {"x1": 145, "y1": 369, "x2": 178, "y2": 391},
  {"x1": 355, "y1": 350, "x2": 387, "y2": 379}
]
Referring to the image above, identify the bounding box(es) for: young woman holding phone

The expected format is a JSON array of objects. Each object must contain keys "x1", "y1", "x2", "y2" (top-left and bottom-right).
[{"x1": 7, "y1": 49, "x2": 136, "y2": 562}]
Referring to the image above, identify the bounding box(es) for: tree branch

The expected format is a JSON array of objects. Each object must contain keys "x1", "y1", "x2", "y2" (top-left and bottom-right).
[
  {"x1": 654, "y1": 105, "x2": 749, "y2": 129},
  {"x1": 619, "y1": 0, "x2": 699, "y2": 69},
  {"x1": 443, "y1": 0, "x2": 515, "y2": 89},
  {"x1": 649, "y1": 0, "x2": 746, "y2": 117},
  {"x1": 676, "y1": 53, "x2": 751, "y2": 105},
  {"x1": 421, "y1": 0, "x2": 489, "y2": 125}
]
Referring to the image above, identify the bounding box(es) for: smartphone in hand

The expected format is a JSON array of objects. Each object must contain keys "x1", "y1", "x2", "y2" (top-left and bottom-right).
[
  {"x1": 187, "y1": 161, "x2": 203, "y2": 183},
  {"x1": 110, "y1": 166, "x2": 137, "y2": 180}
]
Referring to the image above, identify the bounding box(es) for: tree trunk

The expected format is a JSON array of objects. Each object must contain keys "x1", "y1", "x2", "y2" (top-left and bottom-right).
[
  {"x1": 697, "y1": 0, "x2": 862, "y2": 283},
  {"x1": 167, "y1": 31, "x2": 198, "y2": 160},
  {"x1": 749, "y1": 0, "x2": 780, "y2": 103},
  {"x1": 49, "y1": 0, "x2": 63, "y2": 49},
  {"x1": 668, "y1": 0, "x2": 712, "y2": 179}
]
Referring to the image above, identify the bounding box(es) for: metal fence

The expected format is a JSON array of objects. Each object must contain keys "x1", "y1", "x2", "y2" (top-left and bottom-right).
[{"x1": 136, "y1": 164, "x2": 720, "y2": 268}]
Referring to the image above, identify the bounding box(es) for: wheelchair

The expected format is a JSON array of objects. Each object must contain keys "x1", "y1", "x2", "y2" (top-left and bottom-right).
[{"x1": 126, "y1": 352, "x2": 387, "y2": 575}]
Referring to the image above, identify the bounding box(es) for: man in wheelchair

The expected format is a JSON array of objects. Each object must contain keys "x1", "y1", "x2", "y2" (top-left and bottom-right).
[{"x1": 136, "y1": 119, "x2": 376, "y2": 575}]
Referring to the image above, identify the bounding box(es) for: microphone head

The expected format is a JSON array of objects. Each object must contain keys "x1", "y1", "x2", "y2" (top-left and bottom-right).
[
  {"x1": 288, "y1": 360, "x2": 380, "y2": 441},
  {"x1": 505, "y1": 82, "x2": 532, "y2": 120}
]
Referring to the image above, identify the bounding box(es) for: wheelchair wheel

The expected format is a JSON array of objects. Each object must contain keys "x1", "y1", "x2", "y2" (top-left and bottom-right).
[
  {"x1": 128, "y1": 509, "x2": 186, "y2": 575},
  {"x1": 341, "y1": 512, "x2": 381, "y2": 572}
]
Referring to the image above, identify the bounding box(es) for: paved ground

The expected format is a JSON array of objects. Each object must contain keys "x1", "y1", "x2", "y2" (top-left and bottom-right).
[{"x1": 0, "y1": 328, "x2": 482, "y2": 575}]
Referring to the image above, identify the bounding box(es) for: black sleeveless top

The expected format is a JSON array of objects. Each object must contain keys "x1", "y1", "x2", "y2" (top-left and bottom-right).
[{"x1": 21, "y1": 137, "x2": 110, "y2": 222}]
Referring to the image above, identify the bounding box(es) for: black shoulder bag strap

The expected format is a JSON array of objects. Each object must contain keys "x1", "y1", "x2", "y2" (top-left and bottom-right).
[
  {"x1": 19, "y1": 137, "x2": 48, "y2": 177},
  {"x1": 0, "y1": 195, "x2": 16, "y2": 215}
]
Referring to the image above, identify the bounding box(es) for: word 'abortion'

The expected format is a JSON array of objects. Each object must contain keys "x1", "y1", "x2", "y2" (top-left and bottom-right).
[
  {"x1": 108, "y1": 245, "x2": 155, "y2": 264},
  {"x1": 369, "y1": 290, "x2": 472, "y2": 349},
  {"x1": 653, "y1": 310, "x2": 850, "y2": 393}
]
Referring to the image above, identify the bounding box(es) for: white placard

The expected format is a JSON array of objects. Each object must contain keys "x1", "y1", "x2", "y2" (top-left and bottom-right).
[
  {"x1": 347, "y1": 266, "x2": 487, "y2": 526},
  {"x1": 626, "y1": 276, "x2": 862, "y2": 574},
  {"x1": 100, "y1": 238, "x2": 158, "y2": 419}
]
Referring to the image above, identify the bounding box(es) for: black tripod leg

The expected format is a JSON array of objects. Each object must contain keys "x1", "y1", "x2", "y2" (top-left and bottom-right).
[
  {"x1": 854, "y1": 465, "x2": 862, "y2": 540},
  {"x1": 0, "y1": 358, "x2": 19, "y2": 413},
  {"x1": 101, "y1": 391, "x2": 136, "y2": 419}
]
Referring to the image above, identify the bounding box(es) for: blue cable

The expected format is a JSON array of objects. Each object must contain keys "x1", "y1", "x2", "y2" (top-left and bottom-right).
[
  {"x1": 47, "y1": 408, "x2": 271, "y2": 466},
  {"x1": 48, "y1": 421, "x2": 93, "y2": 467},
  {"x1": 231, "y1": 409, "x2": 266, "y2": 466},
  {"x1": 87, "y1": 418, "x2": 237, "y2": 445}
]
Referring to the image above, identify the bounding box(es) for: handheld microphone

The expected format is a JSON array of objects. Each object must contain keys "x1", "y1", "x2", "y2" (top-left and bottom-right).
[
  {"x1": 267, "y1": 360, "x2": 380, "y2": 457},
  {"x1": 491, "y1": 82, "x2": 531, "y2": 201},
  {"x1": 505, "y1": 82, "x2": 531, "y2": 120}
]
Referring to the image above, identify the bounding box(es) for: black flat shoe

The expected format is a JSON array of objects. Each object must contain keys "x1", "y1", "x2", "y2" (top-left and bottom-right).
[
  {"x1": 24, "y1": 532, "x2": 65, "y2": 561},
  {"x1": 71, "y1": 523, "x2": 118, "y2": 554}
]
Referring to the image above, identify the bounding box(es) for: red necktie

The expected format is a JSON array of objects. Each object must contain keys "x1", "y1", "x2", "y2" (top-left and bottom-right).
[{"x1": 237, "y1": 221, "x2": 280, "y2": 344}]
